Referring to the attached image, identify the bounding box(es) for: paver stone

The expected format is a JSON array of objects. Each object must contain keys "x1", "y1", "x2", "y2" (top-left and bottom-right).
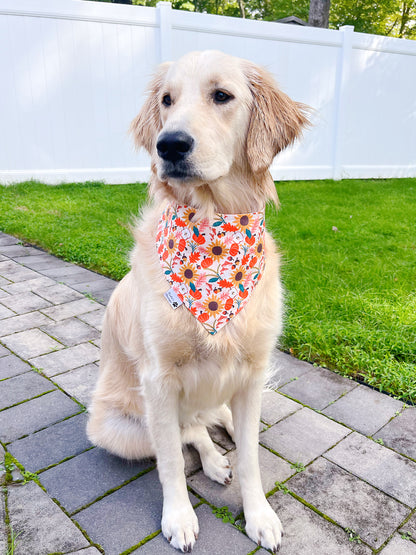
[
  {"x1": 260, "y1": 407, "x2": 350, "y2": 465},
  {"x1": 323, "y1": 385, "x2": 404, "y2": 436},
  {"x1": 7, "y1": 481, "x2": 89, "y2": 554},
  {"x1": 287, "y1": 457, "x2": 409, "y2": 549},
  {"x1": 325, "y1": 432, "x2": 416, "y2": 507},
  {"x1": 268, "y1": 490, "x2": 371, "y2": 554}
]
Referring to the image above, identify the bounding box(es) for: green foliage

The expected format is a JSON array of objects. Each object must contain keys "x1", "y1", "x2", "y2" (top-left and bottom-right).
[
  {"x1": 212, "y1": 506, "x2": 235, "y2": 523},
  {"x1": 269, "y1": 178, "x2": 416, "y2": 404}
]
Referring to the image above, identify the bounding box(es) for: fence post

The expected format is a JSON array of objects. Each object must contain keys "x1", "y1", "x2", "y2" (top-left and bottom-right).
[
  {"x1": 332, "y1": 25, "x2": 354, "y2": 181},
  {"x1": 157, "y1": 1, "x2": 173, "y2": 63}
]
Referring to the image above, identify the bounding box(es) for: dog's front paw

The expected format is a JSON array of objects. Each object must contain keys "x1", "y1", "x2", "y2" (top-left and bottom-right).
[
  {"x1": 162, "y1": 503, "x2": 199, "y2": 552},
  {"x1": 245, "y1": 502, "x2": 283, "y2": 553}
]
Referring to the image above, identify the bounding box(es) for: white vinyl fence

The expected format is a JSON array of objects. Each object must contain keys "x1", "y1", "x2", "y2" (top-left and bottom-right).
[{"x1": 1, "y1": 0, "x2": 416, "y2": 184}]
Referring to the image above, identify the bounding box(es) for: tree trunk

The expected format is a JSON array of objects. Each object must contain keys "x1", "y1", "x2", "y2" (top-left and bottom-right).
[
  {"x1": 238, "y1": 0, "x2": 246, "y2": 18},
  {"x1": 308, "y1": 0, "x2": 331, "y2": 28}
]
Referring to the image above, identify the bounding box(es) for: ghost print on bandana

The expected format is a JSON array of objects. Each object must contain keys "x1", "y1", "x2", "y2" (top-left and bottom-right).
[{"x1": 156, "y1": 204, "x2": 266, "y2": 335}]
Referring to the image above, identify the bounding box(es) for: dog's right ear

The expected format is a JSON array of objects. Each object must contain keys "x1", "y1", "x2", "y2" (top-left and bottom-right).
[{"x1": 129, "y1": 62, "x2": 171, "y2": 154}]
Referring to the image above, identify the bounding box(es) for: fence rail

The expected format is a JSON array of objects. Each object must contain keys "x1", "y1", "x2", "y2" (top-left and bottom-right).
[{"x1": 1, "y1": 0, "x2": 415, "y2": 184}]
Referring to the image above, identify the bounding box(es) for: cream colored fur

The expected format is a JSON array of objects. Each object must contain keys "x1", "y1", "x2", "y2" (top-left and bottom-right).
[{"x1": 87, "y1": 50, "x2": 309, "y2": 553}]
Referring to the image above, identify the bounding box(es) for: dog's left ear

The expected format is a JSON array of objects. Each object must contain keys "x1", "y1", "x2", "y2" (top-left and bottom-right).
[
  {"x1": 244, "y1": 62, "x2": 310, "y2": 174},
  {"x1": 129, "y1": 62, "x2": 172, "y2": 154}
]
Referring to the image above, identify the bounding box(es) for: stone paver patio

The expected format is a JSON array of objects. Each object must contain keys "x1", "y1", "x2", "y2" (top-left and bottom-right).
[{"x1": 0, "y1": 231, "x2": 415, "y2": 555}]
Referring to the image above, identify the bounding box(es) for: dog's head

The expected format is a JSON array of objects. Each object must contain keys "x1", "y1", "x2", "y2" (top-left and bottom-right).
[{"x1": 130, "y1": 51, "x2": 309, "y2": 210}]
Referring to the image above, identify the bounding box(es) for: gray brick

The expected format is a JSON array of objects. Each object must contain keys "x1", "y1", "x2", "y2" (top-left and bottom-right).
[
  {"x1": 136, "y1": 503, "x2": 260, "y2": 554},
  {"x1": 60, "y1": 270, "x2": 110, "y2": 286},
  {"x1": 71, "y1": 277, "x2": 117, "y2": 294},
  {"x1": 41, "y1": 318, "x2": 101, "y2": 347},
  {"x1": 53, "y1": 363, "x2": 99, "y2": 406},
  {"x1": 36, "y1": 283, "x2": 84, "y2": 304},
  {"x1": 261, "y1": 390, "x2": 302, "y2": 425},
  {"x1": 288, "y1": 457, "x2": 409, "y2": 549},
  {"x1": 208, "y1": 424, "x2": 235, "y2": 451},
  {"x1": 30, "y1": 342, "x2": 100, "y2": 377},
  {"x1": 0, "y1": 282, "x2": 10, "y2": 295},
  {"x1": 13, "y1": 253, "x2": 60, "y2": 270},
  {"x1": 38, "y1": 265, "x2": 91, "y2": 280},
  {"x1": 8, "y1": 413, "x2": 91, "y2": 472},
  {"x1": 268, "y1": 491, "x2": 372, "y2": 555},
  {"x1": 0, "y1": 371, "x2": 55, "y2": 410},
  {"x1": 0, "y1": 260, "x2": 40, "y2": 282},
  {"x1": 0, "y1": 291, "x2": 52, "y2": 315},
  {"x1": 41, "y1": 447, "x2": 155, "y2": 513},
  {"x1": 325, "y1": 432, "x2": 416, "y2": 507},
  {"x1": 41, "y1": 298, "x2": 101, "y2": 321},
  {"x1": 0, "y1": 311, "x2": 53, "y2": 336},
  {"x1": 0, "y1": 276, "x2": 56, "y2": 295},
  {"x1": 400, "y1": 512, "x2": 416, "y2": 541},
  {"x1": 90, "y1": 288, "x2": 113, "y2": 305},
  {"x1": 323, "y1": 385, "x2": 404, "y2": 436},
  {"x1": 1, "y1": 328, "x2": 63, "y2": 359},
  {"x1": 271, "y1": 351, "x2": 313, "y2": 388},
  {"x1": 0, "y1": 303, "x2": 15, "y2": 319},
  {"x1": 380, "y1": 534, "x2": 416, "y2": 554},
  {"x1": 78, "y1": 308, "x2": 105, "y2": 331},
  {"x1": 0, "y1": 494, "x2": 7, "y2": 555},
  {"x1": 0, "y1": 390, "x2": 81, "y2": 442},
  {"x1": 0, "y1": 233, "x2": 19, "y2": 246},
  {"x1": 188, "y1": 446, "x2": 293, "y2": 516},
  {"x1": 0, "y1": 244, "x2": 41, "y2": 258},
  {"x1": 0, "y1": 344, "x2": 10, "y2": 357},
  {"x1": 279, "y1": 366, "x2": 357, "y2": 411},
  {"x1": 74, "y1": 469, "x2": 163, "y2": 554},
  {"x1": 7, "y1": 481, "x2": 89, "y2": 554},
  {"x1": 0, "y1": 354, "x2": 31, "y2": 379},
  {"x1": 260, "y1": 407, "x2": 350, "y2": 465},
  {"x1": 377, "y1": 407, "x2": 416, "y2": 460}
]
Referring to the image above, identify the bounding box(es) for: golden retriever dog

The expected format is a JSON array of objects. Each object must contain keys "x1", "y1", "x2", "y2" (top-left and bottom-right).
[{"x1": 87, "y1": 50, "x2": 309, "y2": 553}]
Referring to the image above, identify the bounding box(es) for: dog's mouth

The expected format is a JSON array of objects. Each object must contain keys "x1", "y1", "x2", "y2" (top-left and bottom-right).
[{"x1": 159, "y1": 160, "x2": 200, "y2": 182}]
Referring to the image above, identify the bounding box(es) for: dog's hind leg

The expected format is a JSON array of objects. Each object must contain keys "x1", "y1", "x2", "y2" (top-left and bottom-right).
[{"x1": 182, "y1": 424, "x2": 233, "y2": 486}]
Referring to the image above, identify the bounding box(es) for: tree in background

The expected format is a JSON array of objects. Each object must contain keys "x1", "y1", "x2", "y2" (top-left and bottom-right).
[
  {"x1": 103, "y1": 0, "x2": 416, "y2": 38},
  {"x1": 308, "y1": 0, "x2": 330, "y2": 27},
  {"x1": 330, "y1": 0, "x2": 415, "y2": 38}
]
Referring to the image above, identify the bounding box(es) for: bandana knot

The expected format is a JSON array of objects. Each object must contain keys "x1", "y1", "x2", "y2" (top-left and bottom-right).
[{"x1": 156, "y1": 204, "x2": 266, "y2": 335}]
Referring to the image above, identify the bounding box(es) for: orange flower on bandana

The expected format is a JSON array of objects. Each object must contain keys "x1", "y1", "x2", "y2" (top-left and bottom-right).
[
  {"x1": 203, "y1": 295, "x2": 224, "y2": 317},
  {"x1": 233, "y1": 214, "x2": 254, "y2": 233},
  {"x1": 207, "y1": 239, "x2": 228, "y2": 262},
  {"x1": 166, "y1": 233, "x2": 177, "y2": 254},
  {"x1": 183, "y1": 207, "x2": 198, "y2": 225},
  {"x1": 179, "y1": 263, "x2": 198, "y2": 284},
  {"x1": 230, "y1": 267, "x2": 246, "y2": 287}
]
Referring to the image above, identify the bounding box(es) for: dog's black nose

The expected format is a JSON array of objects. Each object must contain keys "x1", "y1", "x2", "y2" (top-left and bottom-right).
[{"x1": 157, "y1": 132, "x2": 194, "y2": 162}]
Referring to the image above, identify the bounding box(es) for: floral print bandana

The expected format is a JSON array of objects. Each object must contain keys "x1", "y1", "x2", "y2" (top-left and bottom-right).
[{"x1": 156, "y1": 204, "x2": 266, "y2": 335}]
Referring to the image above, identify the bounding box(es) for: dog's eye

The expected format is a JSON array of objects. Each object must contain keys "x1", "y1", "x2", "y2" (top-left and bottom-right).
[
  {"x1": 162, "y1": 94, "x2": 172, "y2": 107},
  {"x1": 213, "y1": 90, "x2": 233, "y2": 104}
]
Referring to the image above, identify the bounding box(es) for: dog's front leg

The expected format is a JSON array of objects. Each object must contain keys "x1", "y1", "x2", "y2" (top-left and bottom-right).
[
  {"x1": 144, "y1": 377, "x2": 198, "y2": 553},
  {"x1": 231, "y1": 377, "x2": 283, "y2": 553}
]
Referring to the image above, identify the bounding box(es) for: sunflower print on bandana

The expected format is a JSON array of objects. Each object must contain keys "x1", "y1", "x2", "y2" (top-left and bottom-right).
[{"x1": 156, "y1": 204, "x2": 266, "y2": 335}]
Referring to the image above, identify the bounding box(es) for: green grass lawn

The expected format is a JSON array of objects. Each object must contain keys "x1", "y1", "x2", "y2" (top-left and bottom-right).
[{"x1": 1, "y1": 178, "x2": 415, "y2": 404}]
